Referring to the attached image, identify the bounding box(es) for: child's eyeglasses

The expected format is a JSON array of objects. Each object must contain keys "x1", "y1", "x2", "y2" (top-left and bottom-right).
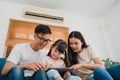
[{"x1": 36, "y1": 34, "x2": 51, "y2": 44}]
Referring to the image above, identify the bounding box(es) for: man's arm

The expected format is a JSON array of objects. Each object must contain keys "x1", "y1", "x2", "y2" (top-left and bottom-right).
[
  {"x1": 1, "y1": 61, "x2": 45, "y2": 76},
  {"x1": 1, "y1": 61, "x2": 16, "y2": 76}
]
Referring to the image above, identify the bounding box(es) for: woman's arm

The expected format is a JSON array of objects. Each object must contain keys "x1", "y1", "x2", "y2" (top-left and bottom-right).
[
  {"x1": 71, "y1": 57, "x2": 105, "y2": 70},
  {"x1": 82, "y1": 57, "x2": 105, "y2": 69}
]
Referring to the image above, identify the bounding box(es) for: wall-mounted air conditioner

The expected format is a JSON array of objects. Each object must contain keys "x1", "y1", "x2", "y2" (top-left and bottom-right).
[{"x1": 23, "y1": 5, "x2": 64, "y2": 23}]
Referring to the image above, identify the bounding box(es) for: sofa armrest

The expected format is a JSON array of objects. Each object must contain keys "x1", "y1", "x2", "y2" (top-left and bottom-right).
[
  {"x1": 0, "y1": 58, "x2": 7, "y2": 80},
  {"x1": 106, "y1": 64, "x2": 120, "y2": 80}
]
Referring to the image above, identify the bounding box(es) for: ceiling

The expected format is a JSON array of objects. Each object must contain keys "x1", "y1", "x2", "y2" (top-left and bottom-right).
[{"x1": 1, "y1": 0, "x2": 119, "y2": 17}]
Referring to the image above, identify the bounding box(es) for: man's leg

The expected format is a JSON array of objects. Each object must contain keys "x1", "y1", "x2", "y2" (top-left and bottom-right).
[
  {"x1": 31, "y1": 70, "x2": 48, "y2": 80},
  {"x1": 6, "y1": 67, "x2": 24, "y2": 80}
]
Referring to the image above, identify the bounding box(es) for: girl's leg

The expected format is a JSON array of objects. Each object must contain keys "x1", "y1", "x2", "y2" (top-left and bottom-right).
[
  {"x1": 85, "y1": 77, "x2": 95, "y2": 80},
  {"x1": 65, "y1": 75, "x2": 81, "y2": 80},
  {"x1": 47, "y1": 69, "x2": 63, "y2": 80}
]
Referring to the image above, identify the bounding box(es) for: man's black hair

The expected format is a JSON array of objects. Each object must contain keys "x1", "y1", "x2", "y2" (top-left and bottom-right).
[{"x1": 35, "y1": 24, "x2": 52, "y2": 34}]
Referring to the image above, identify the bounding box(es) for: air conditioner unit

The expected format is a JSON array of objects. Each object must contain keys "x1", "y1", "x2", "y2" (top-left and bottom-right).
[{"x1": 23, "y1": 5, "x2": 64, "y2": 23}]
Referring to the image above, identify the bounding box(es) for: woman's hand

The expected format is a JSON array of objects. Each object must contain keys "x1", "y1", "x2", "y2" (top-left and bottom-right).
[{"x1": 71, "y1": 64, "x2": 82, "y2": 70}]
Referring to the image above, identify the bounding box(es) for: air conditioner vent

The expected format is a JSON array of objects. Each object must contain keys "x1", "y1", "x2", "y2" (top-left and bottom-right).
[
  {"x1": 23, "y1": 5, "x2": 64, "y2": 23},
  {"x1": 25, "y1": 11, "x2": 64, "y2": 21}
]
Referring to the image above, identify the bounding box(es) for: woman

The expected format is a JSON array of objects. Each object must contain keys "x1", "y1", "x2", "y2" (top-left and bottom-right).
[{"x1": 67, "y1": 31, "x2": 113, "y2": 80}]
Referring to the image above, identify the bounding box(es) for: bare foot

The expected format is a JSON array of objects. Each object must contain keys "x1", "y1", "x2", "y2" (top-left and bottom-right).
[
  {"x1": 56, "y1": 76, "x2": 64, "y2": 80},
  {"x1": 63, "y1": 71, "x2": 71, "y2": 78}
]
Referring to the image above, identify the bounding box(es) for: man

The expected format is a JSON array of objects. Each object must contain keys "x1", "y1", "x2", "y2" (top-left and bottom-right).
[{"x1": 2, "y1": 24, "x2": 52, "y2": 80}]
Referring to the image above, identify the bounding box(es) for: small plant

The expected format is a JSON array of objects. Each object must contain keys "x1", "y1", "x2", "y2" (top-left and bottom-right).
[{"x1": 103, "y1": 58, "x2": 120, "y2": 68}]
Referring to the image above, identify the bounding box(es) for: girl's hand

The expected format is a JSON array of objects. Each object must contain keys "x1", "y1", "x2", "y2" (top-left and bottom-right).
[
  {"x1": 71, "y1": 64, "x2": 82, "y2": 70},
  {"x1": 45, "y1": 64, "x2": 53, "y2": 70}
]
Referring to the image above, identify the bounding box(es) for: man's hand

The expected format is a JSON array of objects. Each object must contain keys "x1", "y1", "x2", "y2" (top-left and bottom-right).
[{"x1": 20, "y1": 61, "x2": 45, "y2": 72}]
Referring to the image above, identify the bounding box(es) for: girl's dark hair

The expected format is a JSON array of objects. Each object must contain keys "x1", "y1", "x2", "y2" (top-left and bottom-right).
[
  {"x1": 48, "y1": 39, "x2": 69, "y2": 67},
  {"x1": 68, "y1": 31, "x2": 88, "y2": 66},
  {"x1": 35, "y1": 24, "x2": 52, "y2": 34}
]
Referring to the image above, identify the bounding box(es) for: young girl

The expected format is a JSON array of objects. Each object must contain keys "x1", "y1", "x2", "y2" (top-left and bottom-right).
[{"x1": 40, "y1": 39, "x2": 81, "y2": 80}]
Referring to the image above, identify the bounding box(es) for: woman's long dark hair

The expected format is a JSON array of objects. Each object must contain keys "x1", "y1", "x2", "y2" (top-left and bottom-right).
[
  {"x1": 68, "y1": 31, "x2": 88, "y2": 66},
  {"x1": 47, "y1": 39, "x2": 69, "y2": 67}
]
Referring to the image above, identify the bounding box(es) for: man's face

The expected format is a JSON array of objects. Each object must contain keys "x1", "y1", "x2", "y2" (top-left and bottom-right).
[{"x1": 35, "y1": 33, "x2": 51, "y2": 49}]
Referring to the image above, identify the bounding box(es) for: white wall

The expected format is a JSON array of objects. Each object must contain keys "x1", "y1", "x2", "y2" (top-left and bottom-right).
[
  {"x1": 0, "y1": 1, "x2": 109, "y2": 60},
  {"x1": 103, "y1": 1, "x2": 120, "y2": 61},
  {"x1": 65, "y1": 14, "x2": 108, "y2": 59}
]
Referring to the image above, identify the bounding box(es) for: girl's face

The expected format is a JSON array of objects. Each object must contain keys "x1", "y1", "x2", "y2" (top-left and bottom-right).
[
  {"x1": 50, "y1": 46, "x2": 63, "y2": 60},
  {"x1": 69, "y1": 37, "x2": 83, "y2": 53}
]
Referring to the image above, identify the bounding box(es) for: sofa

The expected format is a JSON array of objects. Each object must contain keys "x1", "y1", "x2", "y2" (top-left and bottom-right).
[
  {"x1": 0, "y1": 58, "x2": 120, "y2": 80},
  {"x1": 0, "y1": 58, "x2": 6, "y2": 80},
  {"x1": 106, "y1": 64, "x2": 120, "y2": 80}
]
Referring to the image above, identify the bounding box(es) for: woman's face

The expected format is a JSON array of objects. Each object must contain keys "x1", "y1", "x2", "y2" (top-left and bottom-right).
[
  {"x1": 50, "y1": 46, "x2": 63, "y2": 60},
  {"x1": 69, "y1": 37, "x2": 83, "y2": 53}
]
